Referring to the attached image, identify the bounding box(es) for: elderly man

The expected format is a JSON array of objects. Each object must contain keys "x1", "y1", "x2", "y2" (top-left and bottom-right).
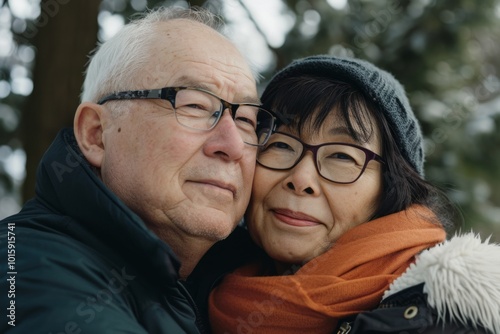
[{"x1": 0, "y1": 6, "x2": 275, "y2": 333}]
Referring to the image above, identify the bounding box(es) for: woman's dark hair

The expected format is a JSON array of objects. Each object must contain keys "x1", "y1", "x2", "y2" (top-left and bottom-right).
[{"x1": 261, "y1": 75, "x2": 459, "y2": 234}]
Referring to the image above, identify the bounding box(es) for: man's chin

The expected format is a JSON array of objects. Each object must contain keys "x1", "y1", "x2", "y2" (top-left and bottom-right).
[{"x1": 187, "y1": 211, "x2": 237, "y2": 241}]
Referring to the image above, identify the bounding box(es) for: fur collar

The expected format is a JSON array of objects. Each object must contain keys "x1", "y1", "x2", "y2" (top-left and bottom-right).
[{"x1": 383, "y1": 233, "x2": 500, "y2": 333}]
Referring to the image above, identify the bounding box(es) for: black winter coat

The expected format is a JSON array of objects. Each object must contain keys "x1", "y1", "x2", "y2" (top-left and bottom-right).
[
  {"x1": 336, "y1": 284, "x2": 490, "y2": 334},
  {"x1": 0, "y1": 128, "x2": 254, "y2": 333}
]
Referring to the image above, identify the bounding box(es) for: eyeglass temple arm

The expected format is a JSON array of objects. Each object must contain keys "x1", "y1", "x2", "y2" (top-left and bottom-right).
[
  {"x1": 97, "y1": 89, "x2": 165, "y2": 105},
  {"x1": 272, "y1": 111, "x2": 292, "y2": 127}
]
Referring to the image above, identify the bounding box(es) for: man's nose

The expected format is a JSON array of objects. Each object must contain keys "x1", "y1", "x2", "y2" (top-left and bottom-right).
[{"x1": 203, "y1": 109, "x2": 246, "y2": 161}]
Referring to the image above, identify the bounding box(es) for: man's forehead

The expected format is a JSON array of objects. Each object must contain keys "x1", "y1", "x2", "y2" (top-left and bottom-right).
[
  {"x1": 134, "y1": 20, "x2": 257, "y2": 100},
  {"x1": 142, "y1": 20, "x2": 228, "y2": 61}
]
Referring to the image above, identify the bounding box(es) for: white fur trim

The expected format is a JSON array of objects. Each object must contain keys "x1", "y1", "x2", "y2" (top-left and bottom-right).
[{"x1": 383, "y1": 232, "x2": 500, "y2": 333}]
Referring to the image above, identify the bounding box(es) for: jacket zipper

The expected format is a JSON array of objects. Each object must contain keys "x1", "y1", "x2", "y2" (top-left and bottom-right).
[
  {"x1": 336, "y1": 321, "x2": 352, "y2": 334},
  {"x1": 177, "y1": 280, "x2": 210, "y2": 334}
]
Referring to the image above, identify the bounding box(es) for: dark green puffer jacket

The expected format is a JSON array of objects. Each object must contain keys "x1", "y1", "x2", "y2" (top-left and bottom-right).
[{"x1": 0, "y1": 128, "x2": 209, "y2": 333}]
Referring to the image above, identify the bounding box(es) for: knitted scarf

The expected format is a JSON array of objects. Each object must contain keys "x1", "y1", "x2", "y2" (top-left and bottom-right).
[{"x1": 209, "y1": 206, "x2": 446, "y2": 334}]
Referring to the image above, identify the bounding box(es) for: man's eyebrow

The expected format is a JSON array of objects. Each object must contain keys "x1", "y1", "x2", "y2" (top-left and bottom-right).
[
  {"x1": 173, "y1": 76, "x2": 211, "y2": 90},
  {"x1": 173, "y1": 76, "x2": 260, "y2": 104},
  {"x1": 238, "y1": 96, "x2": 261, "y2": 104}
]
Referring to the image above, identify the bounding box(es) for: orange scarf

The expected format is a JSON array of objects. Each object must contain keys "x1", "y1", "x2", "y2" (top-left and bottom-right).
[{"x1": 209, "y1": 206, "x2": 446, "y2": 334}]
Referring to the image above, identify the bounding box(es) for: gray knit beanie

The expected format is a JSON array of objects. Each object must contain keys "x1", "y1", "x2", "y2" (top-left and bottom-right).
[{"x1": 263, "y1": 55, "x2": 424, "y2": 176}]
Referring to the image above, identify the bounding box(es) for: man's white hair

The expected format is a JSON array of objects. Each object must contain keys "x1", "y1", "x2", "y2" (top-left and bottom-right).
[{"x1": 80, "y1": 6, "x2": 224, "y2": 104}]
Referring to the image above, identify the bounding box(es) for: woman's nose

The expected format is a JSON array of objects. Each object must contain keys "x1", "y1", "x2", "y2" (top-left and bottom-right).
[{"x1": 282, "y1": 152, "x2": 321, "y2": 196}]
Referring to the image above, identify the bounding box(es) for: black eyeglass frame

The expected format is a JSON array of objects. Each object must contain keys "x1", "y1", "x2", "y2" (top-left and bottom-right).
[
  {"x1": 97, "y1": 86, "x2": 279, "y2": 146},
  {"x1": 257, "y1": 131, "x2": 385, "y2": 184}
]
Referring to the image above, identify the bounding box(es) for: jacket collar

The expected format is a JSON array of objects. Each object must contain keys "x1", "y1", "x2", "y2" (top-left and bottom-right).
[
  {"x1": 383, "y1": 233, "x2": 500, "y2": 332},
  {"x1": 35, "y1": 128, "x2": 180, "y2": 285}
]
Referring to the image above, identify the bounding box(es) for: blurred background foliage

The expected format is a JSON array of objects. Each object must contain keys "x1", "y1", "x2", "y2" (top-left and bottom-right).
[{"x1": 0, "y1": 0, "x2": 499, "y2": 240}]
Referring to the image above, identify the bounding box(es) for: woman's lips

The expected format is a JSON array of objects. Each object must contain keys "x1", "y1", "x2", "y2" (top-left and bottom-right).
[{"x1": 272, "y1": 208, "x2": 321, "y2": 227}]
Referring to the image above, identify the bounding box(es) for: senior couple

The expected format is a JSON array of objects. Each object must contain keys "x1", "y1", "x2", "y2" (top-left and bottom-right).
[{"x1": 1, "y1": 5, "x2": 498, "y2": 334}]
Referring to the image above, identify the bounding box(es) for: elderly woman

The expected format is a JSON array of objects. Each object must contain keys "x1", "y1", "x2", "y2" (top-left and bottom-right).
[{"x1": 208, "y1": 55, "x2": 500, "y2": 334}]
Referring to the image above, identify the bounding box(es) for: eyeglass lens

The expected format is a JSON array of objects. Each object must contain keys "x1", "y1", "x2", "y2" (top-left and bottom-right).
[
  {"x1": 257, "y1": 132, "x2": 371, "y2": 183},
  {"x1": 173, "y1": 89, "x2": 274, "y2": 146}
]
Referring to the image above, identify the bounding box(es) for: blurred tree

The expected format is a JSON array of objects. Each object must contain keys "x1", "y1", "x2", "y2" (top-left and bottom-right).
[{"x1": 21, "y1": 0, "x2": 100, "y2": 201}]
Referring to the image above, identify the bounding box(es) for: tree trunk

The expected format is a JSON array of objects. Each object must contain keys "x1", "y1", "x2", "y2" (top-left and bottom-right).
[{"x1": 21, "y1": 0, "x2": 100, "y2": 202}]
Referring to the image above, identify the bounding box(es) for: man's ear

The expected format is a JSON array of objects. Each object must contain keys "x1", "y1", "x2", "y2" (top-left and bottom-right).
[{"x1": 74, "y1": 102, "x2": 107, "y2": 168}]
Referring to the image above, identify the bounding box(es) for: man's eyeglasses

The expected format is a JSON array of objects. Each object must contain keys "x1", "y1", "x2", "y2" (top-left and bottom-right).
[
  {"x1": 98, "y1": 87, "x2": 277, "y2": 146},
  {"x1": 257, "y1": 132, "x2": 385, "y2": 184}
]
